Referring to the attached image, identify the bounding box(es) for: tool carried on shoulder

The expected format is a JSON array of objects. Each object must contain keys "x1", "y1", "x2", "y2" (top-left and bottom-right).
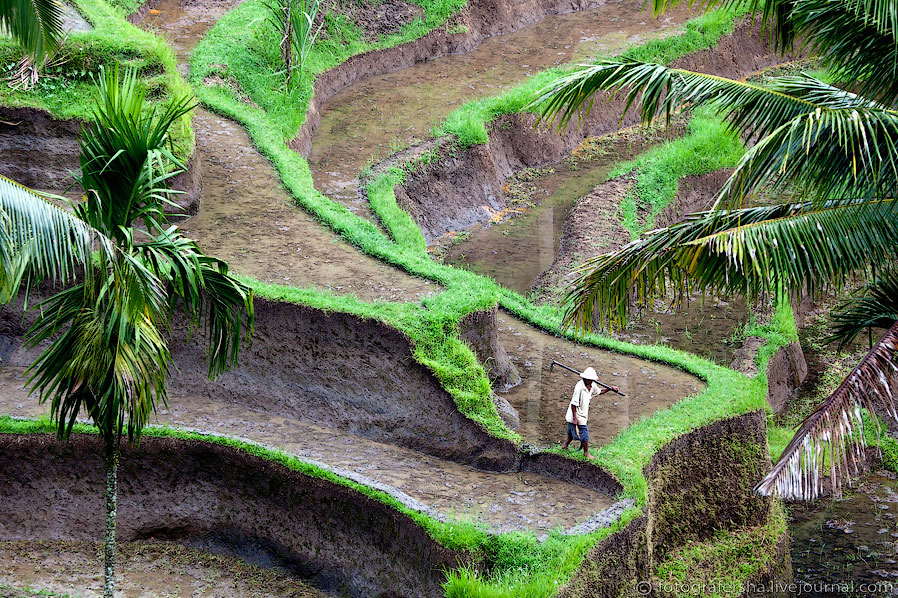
[{"x1": 549, "y1": 360, "x2": 625, "y2": 396}]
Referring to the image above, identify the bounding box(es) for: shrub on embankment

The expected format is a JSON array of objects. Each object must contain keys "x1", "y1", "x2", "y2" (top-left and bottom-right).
[{"x1": 0, "y1": 0, "x2": 194, "y2": 159}]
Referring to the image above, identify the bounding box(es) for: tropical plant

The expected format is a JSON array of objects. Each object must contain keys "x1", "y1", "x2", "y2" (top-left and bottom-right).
[
  {"x1": 267, "y1": 0, "x2": 323, "y2": 91},
  {"x1": 0, "y1": 0, "x2": 64, "y2": 61},
  {"x1": 0, "y1": 66, "x2": 254, "y2": 597},
  {"x1": 0, "y1": 0, "x2": 66, "y2": 87},
  {"x1": 533, "y1": 0, "x2": 898, "y2": 499}
]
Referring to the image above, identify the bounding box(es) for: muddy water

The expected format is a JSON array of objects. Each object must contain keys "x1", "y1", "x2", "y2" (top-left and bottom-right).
[
  {"x1": 789, "y1": 471, "x2": 898, "y2": 595},
  {"x1": 496, "y1": 312, "x2": 704, "y2": 446},
  {"x1": 138, "y1": 0, "x2": 436, "y2": 301},
  {"x1": 179, "y1": 109, "x2": 437, "y2": 300},
  {"x1": 0, "y1": 368, "x2": 615, "y2": 534},
  {"x1": 310, "y1": 0, "x2": 693, "y2": 217},
  {"x1": 441, "y1": 134, "x2": 664, "y2": 293},
  {"x1": 0, "y1": 540, "x2": 333, "y2": 597}
]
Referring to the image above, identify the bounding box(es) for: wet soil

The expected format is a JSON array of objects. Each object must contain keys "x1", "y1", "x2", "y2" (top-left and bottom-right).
[
  {"x1": 790, "y1": 471, "x2": 898, "y2": 596},
  {"x1": 0, "y1": 368, "x2": 615, "y2": 534},
  {"x1": 178, "y1": 109, "x2": 437, "y2": 299},
  {"x1": 0, "y1": 108, "x2": 81, "y2": 197},
  {"x1": 0, "y1": 540, "x2": 333, "y2": 597},
  {"x1": 135, "y1": 0, "x2": 241, "y2": 66},
  {"x1": 136, "y1": 0, "x2": 436, "y2": 300},
  {"x1": 308, "y1": 0, "x2": 693, "y2": 218},
  {"x1": 495, "y1": 311, "x2": 704, "y2": 447},
  {"x1": 442, "y1": 131, "x2": 673, "y2": 293}
]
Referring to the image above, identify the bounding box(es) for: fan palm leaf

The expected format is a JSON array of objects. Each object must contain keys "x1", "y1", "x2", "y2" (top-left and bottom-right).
[{"x1": 756, "y1": 320, "x2": 898, "y2": 500}]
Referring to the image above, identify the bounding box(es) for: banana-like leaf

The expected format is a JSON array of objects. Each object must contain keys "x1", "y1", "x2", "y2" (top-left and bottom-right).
[
  {"x1": 561, "y1": 199, "x2": 898, "y2": 332},
  {"x1": 756, "y1": 320, "x2": 898, "y2": 500}
]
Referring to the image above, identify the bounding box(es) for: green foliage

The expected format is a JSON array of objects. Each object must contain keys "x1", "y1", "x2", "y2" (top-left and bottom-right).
[
  {"x1": 187, "y1": 3, "x2": 787, "y2": 594},
  {"x1": 0, "y1": 0, "x2": 64, "y2": 61},
  {"x1": 0, "y1": 0, "x2": 194, "y2": 159},
  {"x1": 8, "y1": 67, "x2": 253, "y2": 444},
  {"x1": 435, "y1": 6, "x2": 749, "y2": 147},
  {"x1": 266, "y1": 0, "x2": 323, "y2": 91},
  {"x1": 610, "y1": 110, "x2": 744, "y2": 238},
  {"x1": 653, "y1": 502, "x2": 787, "y2": 597}
]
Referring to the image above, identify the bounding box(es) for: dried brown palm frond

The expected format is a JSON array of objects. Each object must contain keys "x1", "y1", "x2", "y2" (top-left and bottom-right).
[{"x1": 756, "y1": 320, "x2": 898, "y2": 501}]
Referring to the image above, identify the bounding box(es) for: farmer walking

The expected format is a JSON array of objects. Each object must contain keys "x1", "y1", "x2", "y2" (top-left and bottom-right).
[{"x1": 561, "y1": 366, "x2": 619, "y2": 459}]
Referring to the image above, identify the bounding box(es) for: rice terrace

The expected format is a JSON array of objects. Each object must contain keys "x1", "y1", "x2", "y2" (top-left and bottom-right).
[{"x1": 1, "y1": 0, "x2": 897, "y2": 595}]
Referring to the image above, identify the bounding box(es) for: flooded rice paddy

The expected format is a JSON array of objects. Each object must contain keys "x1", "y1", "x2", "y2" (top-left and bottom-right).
[
  {"x1": 309, "y1": 0, "x2": 694, "y2": 217},
  {"x1": 496, "y1": 312, "x2": 703, "y2": 446},
  {"x1": 790, "y1": 471, "x2": 898, "y2": 596},
  {"x1": 0, "y1": 368, "x2": 615, "y2": 534}
]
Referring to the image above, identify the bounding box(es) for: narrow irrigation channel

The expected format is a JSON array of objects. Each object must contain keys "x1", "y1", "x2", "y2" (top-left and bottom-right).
[{"x1": 308, "y1": 0, "x2": 693, "y2": 219}]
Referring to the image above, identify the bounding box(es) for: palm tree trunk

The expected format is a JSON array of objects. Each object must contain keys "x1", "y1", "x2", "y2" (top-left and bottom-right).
[{"x1": 103, "y1": 437, "x2": 119, "y2": 598}]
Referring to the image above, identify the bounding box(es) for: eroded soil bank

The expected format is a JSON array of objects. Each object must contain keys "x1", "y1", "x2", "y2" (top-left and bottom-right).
[
  {"x1": 305, "y1": 0, "x2": 693, "y2": 218},
  {"x1": 0, "y1": 434, "x2": 468, "y2": 598},
  {"x1": 0, "y1": 540, "x2": 333, "y2": 597}
]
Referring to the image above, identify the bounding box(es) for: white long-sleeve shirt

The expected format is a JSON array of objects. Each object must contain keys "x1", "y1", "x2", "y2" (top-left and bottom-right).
[{"x1": 565, "y1": 379, "x2": 601, "y2": 425}]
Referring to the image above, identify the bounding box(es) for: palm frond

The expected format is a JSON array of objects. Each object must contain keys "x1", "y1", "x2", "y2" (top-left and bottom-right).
[
  {"x1": 562, "y1": 199, "x2": 898, "y2": 332},
  {"x1": 829, "y1": 268, "x2": 898, "y2": 346},
  {"x1": 531, "y1": 62, "x2": 881, "y2": 146},
  {"x1": 0, "y1": 174, "x2": 118, "y2": 299},
  {"x1": 135, "y1": 226, "x2": 254, "y2": 378},
  {"x1": 756, "y1": 320, "x2": 898, "y2": 500},
  {"x1": 0, "y1": 0, "x2": 64, "y2": 61},
  {"x1": 719, "y1": 105, "x2": 898, "y2": 206},
  {"x1": 75, "y1": 65, "x2": 195, "y2": 238},
  {"x1": 646, "y1": 0, "x2": 793, "y2": 50},
  {"x1": 26, "y1": 251, "x2": 170, "y2": 441},
  {"x1": 791, "y1": 0, "x2": 898, "y2": 105}
]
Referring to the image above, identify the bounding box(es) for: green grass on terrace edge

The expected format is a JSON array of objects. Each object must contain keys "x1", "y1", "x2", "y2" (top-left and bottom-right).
[
  {"x1": 178, "y1": 3, "x2": 792, "y2": 595},
  {"x1": 0, "y1": 414, "x2": 639, "y2": 597},
  {"x1": 0, "y1": 0, "x2": 194, "y2": 159},
  {"x1": 434, "y1": 6, "x2": 753, "y2": 147}
]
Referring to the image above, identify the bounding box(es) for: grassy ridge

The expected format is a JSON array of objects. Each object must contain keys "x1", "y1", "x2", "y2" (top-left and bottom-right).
[
  {"x1": 182, "y1": 3, "x2": 789, "y2": 597},
  {"x1": 433, "y1": 7, "x2": 751, "y2": 147},
  {"x1": 609, "y1": 110, "x2": 744, "y2": 237},
  {"x1": 0, "y1": 0, "x2": 194, "y2": 158}
]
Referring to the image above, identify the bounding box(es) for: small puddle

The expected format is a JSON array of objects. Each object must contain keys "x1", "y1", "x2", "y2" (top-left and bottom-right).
[
  {"x1": 309, "y1": 0, "x2": 694, "y2": 217},
  {"x1": 496, "y1": 312, "x2": 704, "y2": 447},
  {"x1": 789, "y1": 471, "x2": 898, "y2": 595},
  {"x1": 137, "y1": 0, "x2": 437, "y2": 301}
]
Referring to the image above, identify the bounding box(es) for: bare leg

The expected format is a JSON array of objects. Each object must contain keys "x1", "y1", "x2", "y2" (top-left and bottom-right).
[
  {"x1": 582, "y1": 441, "x2": 591, "y2": 459},
  {"x1": 562, "y1": 430, "x2": 573, "y2": 449}
]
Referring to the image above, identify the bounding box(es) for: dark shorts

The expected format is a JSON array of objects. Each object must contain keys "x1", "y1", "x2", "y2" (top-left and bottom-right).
[{"x1": 567, "y1": 422, "x2": 590, "y2": 442}]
